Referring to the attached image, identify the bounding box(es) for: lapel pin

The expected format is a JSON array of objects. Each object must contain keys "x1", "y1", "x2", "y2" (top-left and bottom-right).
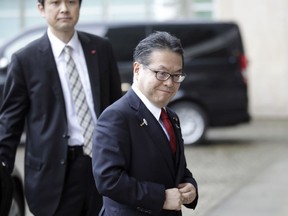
[
  {"x1": 91, "y1": 50, "x2": 97, "y2": 54},
  {"x1": 140, "y1": 118, "x2": 148, "y2": 127},
  {"x1": 173, "y1": 117, "x2": 180, "y2": 128}
]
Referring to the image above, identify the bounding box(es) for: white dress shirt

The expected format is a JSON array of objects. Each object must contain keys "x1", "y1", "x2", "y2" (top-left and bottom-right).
[
  {"x1": 47, "y1": 28, "x2": 97, "y2": 146},
  {"x1": 132, "y1": 84, "x2": 170, "y2": 140}
]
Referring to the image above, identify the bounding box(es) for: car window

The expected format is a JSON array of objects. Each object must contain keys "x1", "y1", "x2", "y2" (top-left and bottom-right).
[
  {"x1": 104, "y1": 26, "x2": 146, "y2": 61},
  {"x1": 76, "y1": 23, "x2": 107, "y2": 36},
  {"x1": 151, "y1": 24, "x2": 241, "y2": 60},
  {"x1": 2, "y1": 24, "x2": 105, "y2": 66},
  {"x1": 3, "y1": 31, "x2": 45, "y2": 63}
]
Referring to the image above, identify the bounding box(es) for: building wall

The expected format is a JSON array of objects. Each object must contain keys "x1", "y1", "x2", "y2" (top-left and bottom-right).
[{"x1": 214, "y1": 0, "x2": 288, "y2": 118}]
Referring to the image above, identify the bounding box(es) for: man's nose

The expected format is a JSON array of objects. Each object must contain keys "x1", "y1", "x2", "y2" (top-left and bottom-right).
[
  {"x1": 163, "y1": 76, "x2": 174, "y2": 86},
  {"x1": 60, "y1": 2, "x2": 69, "y2": 13}
]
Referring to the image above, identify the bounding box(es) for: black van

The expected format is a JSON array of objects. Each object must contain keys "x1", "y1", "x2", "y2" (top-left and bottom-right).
[{"x1": 0, "y1": 21, "x2": 250, "y2": 145}]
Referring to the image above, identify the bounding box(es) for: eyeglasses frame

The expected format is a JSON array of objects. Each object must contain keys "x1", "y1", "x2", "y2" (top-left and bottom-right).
[{"x1": 142, "y1": 64, "x2": 186, "y2": 83}]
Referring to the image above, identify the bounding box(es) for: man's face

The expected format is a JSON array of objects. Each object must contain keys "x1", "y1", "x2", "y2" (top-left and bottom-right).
[
  {"x1": 134, "y1": 50, "x2": 183, "y2": 108},
  {"x1": 38, "y1": 0, "x2": 80, "y2": 37}
]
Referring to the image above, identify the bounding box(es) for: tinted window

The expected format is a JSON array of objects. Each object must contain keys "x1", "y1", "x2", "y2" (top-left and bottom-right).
[
  {"x1": 151, "y1": 24, "x2": 242, "y2": 60},
  {"x1": 105, "y1": 26, "x2": 146, "y2": 61}
]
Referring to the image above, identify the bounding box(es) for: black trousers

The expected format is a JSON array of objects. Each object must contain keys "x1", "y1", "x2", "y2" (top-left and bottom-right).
[
  {"x1": 53, "y1": 148, "x2": 102, "y2": 216},
  {"x1": 0, "y1": 163, "x2": 13, "y2": 216}
]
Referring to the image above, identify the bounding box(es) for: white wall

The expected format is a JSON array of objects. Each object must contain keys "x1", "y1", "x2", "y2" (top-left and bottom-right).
[{"x1": 214, "y1": 0, "x2": 288, "y2": 118}]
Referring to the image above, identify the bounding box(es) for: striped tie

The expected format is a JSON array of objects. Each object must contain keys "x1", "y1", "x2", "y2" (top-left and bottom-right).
[{"x1": 64, "y1": 46, "x2": 94, "y2": 156}]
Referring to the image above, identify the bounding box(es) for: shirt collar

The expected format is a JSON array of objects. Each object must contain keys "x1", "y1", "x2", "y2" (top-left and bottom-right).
[
  {"x1": 47, "y1": 28, "x2": 80, "y2": 58},
  {"x1": 132, "y1": 84, "x2": 162, "y2": 121}
]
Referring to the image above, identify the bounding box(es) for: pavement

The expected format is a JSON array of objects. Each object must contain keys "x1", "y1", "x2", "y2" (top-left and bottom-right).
[
  {"x1": 16, "y1": 118, "x2": 288, "y2": 216},
  {"x1": 204, "y1": 155, "x2": 288, "y2": 216}
]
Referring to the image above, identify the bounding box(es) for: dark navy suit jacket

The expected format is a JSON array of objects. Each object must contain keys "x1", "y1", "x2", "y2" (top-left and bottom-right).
[
  {"x1": 93, "y1": 89, "x2": 198, "y2": 216},
  {"x1": 0, "y1": 31, "x2": 122, "y2": 216}
]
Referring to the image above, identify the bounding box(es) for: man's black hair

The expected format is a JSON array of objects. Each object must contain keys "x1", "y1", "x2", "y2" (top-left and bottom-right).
[{"x1": 133, "y1": 31, "x2": 184, "y2": 66}]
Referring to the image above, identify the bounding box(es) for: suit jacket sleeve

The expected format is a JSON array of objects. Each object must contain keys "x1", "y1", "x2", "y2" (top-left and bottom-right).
[{"x1": 0, "y1": 51, "x2": 28, "y2": 173}]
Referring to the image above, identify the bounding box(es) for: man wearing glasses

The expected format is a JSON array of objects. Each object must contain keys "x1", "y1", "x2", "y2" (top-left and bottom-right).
[{"x1": 92, "y1": 31, "x2": 198, "y2": 216}]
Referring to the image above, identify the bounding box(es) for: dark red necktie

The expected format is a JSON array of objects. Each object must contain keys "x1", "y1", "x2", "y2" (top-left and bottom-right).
[{"x1": 160, "y1": 108, "x2": 177, "y2": 154}]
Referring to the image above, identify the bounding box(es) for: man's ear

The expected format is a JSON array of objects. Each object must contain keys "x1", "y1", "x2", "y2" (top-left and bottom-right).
[
  {"x1": 37, "y1": 3, "x2": 45, "y2": 18},
  {"x1": 133, "y1": 62, "x2": 141, "y2": 80}
]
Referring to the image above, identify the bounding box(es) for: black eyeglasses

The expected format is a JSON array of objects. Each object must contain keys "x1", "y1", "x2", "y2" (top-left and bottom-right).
[{"x1": 143, "y1": 65, "x2": 186, "y2": 83}]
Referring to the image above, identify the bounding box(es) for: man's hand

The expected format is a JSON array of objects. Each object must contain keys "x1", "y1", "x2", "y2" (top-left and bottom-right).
[
  {"x1": 178, "y1": 183, "x2": 197, "y2": 204},
  {"x1": 163, "y1": 188, "x2": 182, "y2": 211},
  {"x1": 163, "y1": 183, "x2": 197, "y2": 211}
]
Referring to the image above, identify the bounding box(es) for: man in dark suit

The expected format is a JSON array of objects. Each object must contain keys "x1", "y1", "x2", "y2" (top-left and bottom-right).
[
  {"x1": 0, "y1": 0, "x2": 122, "y2": 215},
  {"x1": 92, "y1": 31, "x2": 198, "y2": 216}
]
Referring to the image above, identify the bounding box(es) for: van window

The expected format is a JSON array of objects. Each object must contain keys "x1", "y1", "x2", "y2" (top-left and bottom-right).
[
  {"x1": 105, "y1": 26, "x2": 146, "y2": 61},
  {"x1": 151, "y1": 24, "x2": 241, "y2": 61}
]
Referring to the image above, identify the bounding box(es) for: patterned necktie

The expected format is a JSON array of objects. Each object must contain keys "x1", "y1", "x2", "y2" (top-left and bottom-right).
[
  {"x1": 160, "y1": 108, "x2": 177, "y2": 154},
  {"x1": 64, "y1": 46, "x2": 94, "y2": 156}
]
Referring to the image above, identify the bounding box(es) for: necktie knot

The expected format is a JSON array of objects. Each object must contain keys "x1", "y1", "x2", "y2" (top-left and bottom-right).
[
  {"x1": 64, "y1": 46, "x2": 72, "y2": 61},
  {"x1": 160, "y1": 108, "x2": 169, "y2": 120},
  {"x1": 64, "y1": 45, "x2": 70, "y2": 52}
]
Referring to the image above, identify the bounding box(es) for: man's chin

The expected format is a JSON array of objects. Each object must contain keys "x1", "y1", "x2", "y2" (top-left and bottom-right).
[
  {"x1": 56, "y1": 28, "x2": 74, "y2": 36},
  {"x1": 57, "y1": 22, "x2": 76, "y2": 30}
]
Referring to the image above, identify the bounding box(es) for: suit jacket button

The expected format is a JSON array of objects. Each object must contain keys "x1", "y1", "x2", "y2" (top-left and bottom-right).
[{"x1": 60, "y1": 160, "x2": 65, "y2": 165}]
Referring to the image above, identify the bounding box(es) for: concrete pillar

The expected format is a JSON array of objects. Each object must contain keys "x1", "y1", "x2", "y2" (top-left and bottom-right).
[{"x1": 214, "y1": 0, "x2": 288, "y2": 118}]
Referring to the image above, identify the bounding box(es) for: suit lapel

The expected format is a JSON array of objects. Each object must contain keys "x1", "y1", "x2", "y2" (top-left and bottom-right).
[
  {"x1": 127, "y1": 90, "x2": 176, "y2": 178},
  {"x1": 37, "y1": 33, "x2": 68, "y2": 125},
  {"x1": 78, "y1": 32, "x2": 101, "y2": 117},
  {"x1": 166, "y1": 108, "x2": 187, "y2": 185}
]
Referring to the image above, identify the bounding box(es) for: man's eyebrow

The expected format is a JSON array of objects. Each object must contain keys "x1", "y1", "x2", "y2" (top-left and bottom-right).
[{"x1": 156, "y1": 65, "x2": 183, "y2": 72}]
